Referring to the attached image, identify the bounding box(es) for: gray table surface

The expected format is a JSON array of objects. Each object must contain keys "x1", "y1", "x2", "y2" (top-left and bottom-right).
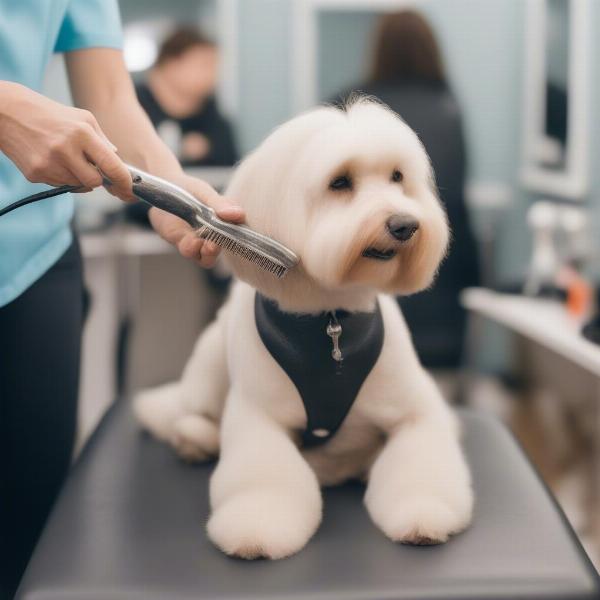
[{"x1": 18, "y1": 401, "x2": 600, "y2": 600}]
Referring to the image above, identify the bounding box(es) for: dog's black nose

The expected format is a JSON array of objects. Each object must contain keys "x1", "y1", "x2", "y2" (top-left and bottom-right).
[{"x1": 386, "y1": 215, "x2": 419, "y2": 242}]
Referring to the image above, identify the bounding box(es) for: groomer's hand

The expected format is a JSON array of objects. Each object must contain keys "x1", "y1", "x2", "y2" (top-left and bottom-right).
[
  {"x1": 148, "y1": 174, "x2": 244, "y2": 268},
  {"x1": 0, "y1": 81, "x2": 133, "y2": 200}
]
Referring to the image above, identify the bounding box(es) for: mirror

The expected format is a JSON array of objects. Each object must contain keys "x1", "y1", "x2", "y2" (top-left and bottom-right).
[
  {"x1": 292, "y1": 0, "x2": 411, "y2": 114},
  {"x1": 542, "y1": 0, "x2": 569, "y2": 171},
  {"x1": 521, "y1": 0, "x2": 591, "y2": 199}
]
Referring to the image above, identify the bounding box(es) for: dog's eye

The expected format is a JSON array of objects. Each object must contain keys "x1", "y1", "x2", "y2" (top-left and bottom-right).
[
  {"x1": 329, "y1": 174, "x2": 353, "y2": 191},
  {"x1": 391, "y1": 169, "x2": 403, "y2": 183}
]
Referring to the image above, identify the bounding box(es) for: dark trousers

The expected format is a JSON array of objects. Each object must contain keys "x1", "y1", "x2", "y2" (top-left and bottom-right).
[{"x1": 0, "y1": 240, "x2": 84, "y2": 599}]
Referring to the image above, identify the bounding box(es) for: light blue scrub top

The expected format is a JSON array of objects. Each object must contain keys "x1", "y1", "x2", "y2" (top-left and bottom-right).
[{"x1": 0, "y1": 0, "x2": 122, "y2": 307}]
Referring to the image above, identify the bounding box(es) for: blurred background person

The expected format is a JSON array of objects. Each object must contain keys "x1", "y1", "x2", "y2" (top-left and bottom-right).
[
  {"x1": 136, "y1": 27, "x2": 238, "y2": 167},
  {"x1": 335, "y1": 10, "x2": 480, "y2": 381}
]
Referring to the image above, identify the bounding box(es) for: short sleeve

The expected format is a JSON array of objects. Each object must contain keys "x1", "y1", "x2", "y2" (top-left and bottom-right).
[{"x1": 54, "y1": 0, "x2": 123, "y2": 53}]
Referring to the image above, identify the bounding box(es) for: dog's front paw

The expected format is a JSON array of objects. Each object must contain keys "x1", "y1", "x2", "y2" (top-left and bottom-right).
[
  {"x1": 207, "y1": 490, "x2": 320, "y2": 560},
  {"x1": 372, "y1": 496, "x2": 472, "y2": 545},
  {"x1": 133, "y1": 383, "x2": 183, "y2": 442},
  {"x1": 169, "y1": 414, "x2": 219, "y2": 462}
]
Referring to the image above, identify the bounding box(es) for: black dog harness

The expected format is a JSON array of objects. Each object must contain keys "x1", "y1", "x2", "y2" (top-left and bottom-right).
[{"x1": 254, "y1": 293, "x2": 384, "y2": 447}]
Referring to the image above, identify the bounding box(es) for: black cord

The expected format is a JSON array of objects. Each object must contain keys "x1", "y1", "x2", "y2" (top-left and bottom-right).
[{"x1": 0, "y1": 184, "x2": 84, "y2": 218}]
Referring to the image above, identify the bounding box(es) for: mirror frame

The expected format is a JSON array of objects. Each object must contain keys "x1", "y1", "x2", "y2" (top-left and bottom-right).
[
  {"x1": 291, "y1": 0, "x2": 416, "y2": 113},
  {"x1": 216, "y1": 0, "x2": 239, "y2": 120},
  {"x1": 520, "y1": 0, "x2": 591, "y2": 200}
]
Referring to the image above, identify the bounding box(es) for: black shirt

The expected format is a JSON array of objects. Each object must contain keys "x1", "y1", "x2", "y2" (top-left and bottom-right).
[{"x1": 136, "y1": 83, "x2": 238, "y2": 167}]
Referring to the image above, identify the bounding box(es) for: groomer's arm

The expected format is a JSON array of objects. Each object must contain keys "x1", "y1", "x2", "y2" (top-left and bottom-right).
[{"x1": 65, "y1": 47, "x2": 243, "y2": 267}]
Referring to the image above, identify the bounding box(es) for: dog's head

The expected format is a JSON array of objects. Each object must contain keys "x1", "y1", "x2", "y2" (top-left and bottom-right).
[{"x1": 225, "y1": 97, "x2": 449, "y2": 312}]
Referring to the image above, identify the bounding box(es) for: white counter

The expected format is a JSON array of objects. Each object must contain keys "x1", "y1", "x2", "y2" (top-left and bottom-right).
[{"x1": 461, "y1": 288, "x2": 600, "y2": 378}]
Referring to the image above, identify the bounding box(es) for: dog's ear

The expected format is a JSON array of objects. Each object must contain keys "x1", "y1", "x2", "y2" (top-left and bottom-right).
[{"x1": 220, "y1": 120, "x2": 316, "y2": 298}]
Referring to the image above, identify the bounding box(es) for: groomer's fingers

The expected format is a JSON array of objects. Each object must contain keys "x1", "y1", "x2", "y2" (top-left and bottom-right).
[
  {"x1": 180, "y1": 177, "x2": 245, "y2": 224},
  {"x1": 81, "y1": 129, "x2": 134, "y2": 201},
  {"x1": 148, "y1": 208, "x2": 219, "y2": 267},
  {"x1": 178, "y1": 232, "x2": 220, "y2": 268},
  {"x1": 148, "y1": 208, "x2": 188, "y2": 246},
  {"x1": 39, "y1": 165, "x2": 82, "y2": 187},
  {"x1": 65, "y1": 154, "x2": 105, "y2": 189},
  {"x1": 149, "y1": 173, "x2": 244, "y2": 267},
  {"x1": 197, "y1": 240, "x2": 220, "y2": 268}
]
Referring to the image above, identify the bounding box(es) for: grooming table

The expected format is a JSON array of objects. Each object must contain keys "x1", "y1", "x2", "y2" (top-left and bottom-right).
[{"x1": 17, "y1": 401, "x2": 600, "y2": 600}]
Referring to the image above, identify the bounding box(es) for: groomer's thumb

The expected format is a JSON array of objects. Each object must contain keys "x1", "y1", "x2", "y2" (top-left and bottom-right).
[
  {"x1": 184, "y1": 177, "x2": 245, "y2": 224},
  {"x1": 215, "y1": 200, "x2": 245, "y2": 223}
]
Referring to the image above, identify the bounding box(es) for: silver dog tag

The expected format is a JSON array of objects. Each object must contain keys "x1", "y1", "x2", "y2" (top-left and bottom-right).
[{"x1": 326, "y1": 320, "x2": 343, "y2": 362}]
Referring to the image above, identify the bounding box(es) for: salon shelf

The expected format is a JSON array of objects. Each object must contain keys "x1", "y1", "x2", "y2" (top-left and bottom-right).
[{"x1": 461, "y1": 288, "x2": 600, "y2": 378}]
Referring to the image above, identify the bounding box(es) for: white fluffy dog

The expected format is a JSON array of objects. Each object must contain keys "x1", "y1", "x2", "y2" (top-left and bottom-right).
[{"x1": 134, "y1": 97, "x2": 473, "y2": 559}]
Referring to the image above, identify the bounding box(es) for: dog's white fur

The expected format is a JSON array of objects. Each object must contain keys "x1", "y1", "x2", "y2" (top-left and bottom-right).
[{"x1": 134, "y1": 98, "x2": 473, "y2": 559}]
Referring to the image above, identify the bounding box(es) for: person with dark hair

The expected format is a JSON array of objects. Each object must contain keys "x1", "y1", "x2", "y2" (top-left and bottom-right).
[
  {"x1": 335, "y1": 10, "x2": 480, "y2": 373},
  {"x1": 136, "y1": 28, "x2": 238, "y2": 167}
]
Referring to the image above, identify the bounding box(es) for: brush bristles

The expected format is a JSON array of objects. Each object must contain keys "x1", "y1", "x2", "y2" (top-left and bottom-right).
[{"x1": 199, "y1": 226, "x2": 288, "y2": 278}]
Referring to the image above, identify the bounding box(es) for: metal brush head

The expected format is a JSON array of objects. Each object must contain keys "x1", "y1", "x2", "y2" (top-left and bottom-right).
[{"x1": 126, "y1": 165, "x2": 299, "y2": 278}]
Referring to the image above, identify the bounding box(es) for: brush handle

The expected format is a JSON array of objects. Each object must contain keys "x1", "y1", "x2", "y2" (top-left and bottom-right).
[
  {"x1": 127, "y1": 165, "x2": 215, "y2": 229},
  {"x1": 124, "y1": 164, "x2": 299, "y2": 273}
]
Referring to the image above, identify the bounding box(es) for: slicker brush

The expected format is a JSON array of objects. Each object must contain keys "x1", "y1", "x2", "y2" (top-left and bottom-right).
[{"x1": 127, "y1": 165, "x2": 298, "y2": 278}]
